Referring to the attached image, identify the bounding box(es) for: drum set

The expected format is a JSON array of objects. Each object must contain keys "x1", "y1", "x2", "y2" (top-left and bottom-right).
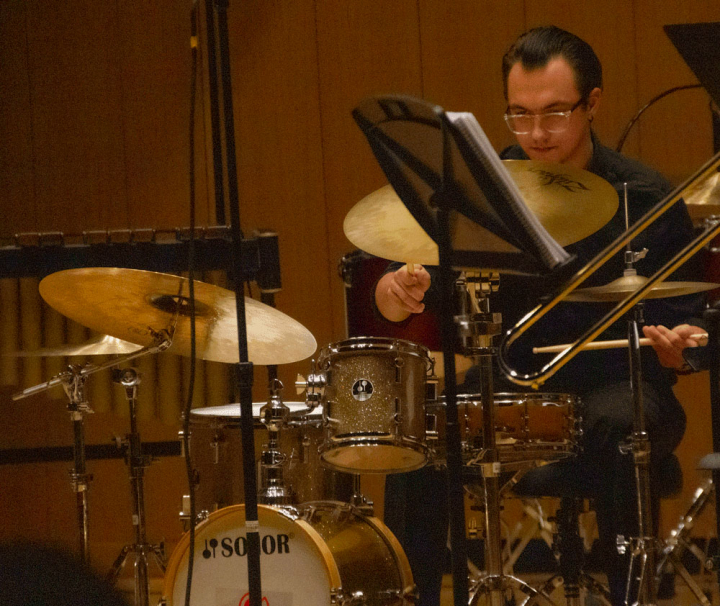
[{"x1": 9, "y1": 154, "x2": 720, "y2": 606}]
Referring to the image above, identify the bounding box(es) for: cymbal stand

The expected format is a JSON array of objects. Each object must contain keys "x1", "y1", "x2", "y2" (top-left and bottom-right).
[
  {"x1": 12, "y1": 332, "x2": 172, "y2": 569},
  {"x1": 63, "y1": 366, "x2": 93, "y2": 564},
  {"x1": 616, "y1": 299, "x2": 657, "y2": 606},
  {"x1": 106, "y1": 367, "x2": 166, "y2": 606},
  {"x1": 617, "y1": 229, "x2": 656, "y2": 606},
  {"x1": 457, "y1": 274, "x2": 554, "y2": 606},
  {"x1": 612, "y1": 183, "x2": 656, "y2": 606},
  {"x1": 257, "y1": 379, "x2": 292, "y2": 506}
]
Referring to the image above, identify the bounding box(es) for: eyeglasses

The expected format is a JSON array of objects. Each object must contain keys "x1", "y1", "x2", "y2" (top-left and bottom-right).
[{"x1": 504, "y1": 98, "x2": 586, "y2": 134}]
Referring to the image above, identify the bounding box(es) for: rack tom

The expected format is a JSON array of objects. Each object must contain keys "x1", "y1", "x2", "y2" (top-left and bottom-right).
[{"x1": 317, "y1": 337, "x2": 433, "y2": 473}]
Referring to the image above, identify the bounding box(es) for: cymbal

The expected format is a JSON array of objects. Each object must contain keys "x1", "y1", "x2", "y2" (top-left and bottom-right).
[
  {"x1": 683, "y1": 171, "x2": 720, "y2": 220},
  {"x1": 6, "y1": 334, "x2": 143, "y2": 357},
  {"x1": 565, "y1": 274, "x2": 720, "y2": 302},
  {"x1": 190, "y1": 401, "x2": 322, "y2": 422},
  {"x1": 38, "y1": 268, "x2": 317, "y2": 365},
  {"x1": 343, "y1": 160, "x2": 619, "y2": 265}
]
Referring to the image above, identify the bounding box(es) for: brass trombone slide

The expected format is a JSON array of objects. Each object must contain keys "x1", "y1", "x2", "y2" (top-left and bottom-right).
[{"x1": 498, "y1": 151, "x2": 720, "y2": 389}]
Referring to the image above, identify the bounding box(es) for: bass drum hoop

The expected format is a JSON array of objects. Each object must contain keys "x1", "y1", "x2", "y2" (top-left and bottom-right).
[{"x1": 161, "y1": 504, "x2": 341, "y2": 606}]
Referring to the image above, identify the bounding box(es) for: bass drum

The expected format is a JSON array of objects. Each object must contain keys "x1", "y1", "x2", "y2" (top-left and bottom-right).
[{"x1": 162, "y1": 502, "x2": 416, "y2": 606}]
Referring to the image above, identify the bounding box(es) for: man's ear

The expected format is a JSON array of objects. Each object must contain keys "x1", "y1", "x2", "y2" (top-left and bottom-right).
[{"x1": 587, "y1": 87, "x2": 602, "y2": 120}]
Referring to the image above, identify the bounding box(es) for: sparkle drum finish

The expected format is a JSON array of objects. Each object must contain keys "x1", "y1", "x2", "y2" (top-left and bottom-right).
[
  {"x1": 317, "y1": 337, "x2": 433, "y2": 474},
  {"x1": 189, "y1": 403, "x2": 347, "y2": 509}
]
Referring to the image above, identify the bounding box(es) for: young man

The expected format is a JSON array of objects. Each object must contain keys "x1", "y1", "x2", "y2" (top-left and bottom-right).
[{"x1": 377, "y1": 26, "x2": 705, "y2": 606}]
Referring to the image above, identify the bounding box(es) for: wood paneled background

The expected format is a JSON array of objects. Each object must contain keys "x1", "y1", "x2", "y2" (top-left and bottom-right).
[{"x1": 2, "y1": 0, "x2": 720, "y2": 581}]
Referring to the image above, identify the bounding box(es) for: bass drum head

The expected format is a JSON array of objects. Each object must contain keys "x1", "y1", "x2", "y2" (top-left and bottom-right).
[{"x1": 162, "y1": 505, "x2": 341, "y2": 606}]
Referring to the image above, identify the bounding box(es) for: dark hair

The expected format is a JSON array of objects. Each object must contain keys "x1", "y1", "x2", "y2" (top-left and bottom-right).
[{"x1": 502, "y1": 26, "x2": 603, "y2": 101}]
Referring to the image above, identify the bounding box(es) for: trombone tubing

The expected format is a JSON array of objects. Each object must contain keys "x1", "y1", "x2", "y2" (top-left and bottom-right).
[{"x1": 499, "y1": 151, "x2": 720, "y2": 389}]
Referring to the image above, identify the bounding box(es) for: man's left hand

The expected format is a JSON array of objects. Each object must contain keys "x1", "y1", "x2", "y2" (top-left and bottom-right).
[{"x1": 642, "y1": 324, "x2": 705, "y2": 370}]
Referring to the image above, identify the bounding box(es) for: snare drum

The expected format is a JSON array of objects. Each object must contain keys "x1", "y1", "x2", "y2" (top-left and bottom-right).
[
  {"x1": 317, "y1": 337, "x2": 432, "y2": 474},
  {"x1": 189, "y1": 403, "x2": 347, "y2": 510},
  {"x1": 161, "y1": 502, "x2": 416, "y2": 605},
  {"x1": 426, "y1": 392, "x2": 579, "y2": 464}
]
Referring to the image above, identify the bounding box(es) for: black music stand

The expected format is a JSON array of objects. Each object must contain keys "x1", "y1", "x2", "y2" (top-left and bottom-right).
[
  {"x1": 353, "y1": 95, "x2": 573, "y2": 606},
  {"x1": 666, "y1": 20, "x2": 720, "y2": 589},
  {"x1": 665, "y1": 22, "x2": 720, "y2": 108}
]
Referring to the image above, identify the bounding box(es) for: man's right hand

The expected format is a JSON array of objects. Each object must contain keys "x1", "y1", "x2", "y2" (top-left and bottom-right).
[{"x1": 374, "y1": 264, "x2": 431, "y2": 322}]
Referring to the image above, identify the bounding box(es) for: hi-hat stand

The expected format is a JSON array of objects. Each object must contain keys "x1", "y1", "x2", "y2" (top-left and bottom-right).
[{"x1": 106, "y1": 367, "x2": 167, "y2": 606}]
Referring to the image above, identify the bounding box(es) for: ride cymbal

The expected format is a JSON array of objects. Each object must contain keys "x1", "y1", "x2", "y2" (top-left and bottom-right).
[
  {"x1": 39, "y1": 268, "x2": 317, "y2": 365},
  {"x1": 565, "y1": 273, "x2": 720, "y2": 302},
  {"x1": 343, "y1": 160, "x2": 619, "y2": 265}
]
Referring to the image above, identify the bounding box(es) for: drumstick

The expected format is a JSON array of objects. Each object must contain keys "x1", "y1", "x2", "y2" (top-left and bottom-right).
[
  {"x1": 533, "y1": 333, "x2": 708, "y2": 354},
  {"x1": 406, "y1": 262, "x2": 416, "y2": 276}
]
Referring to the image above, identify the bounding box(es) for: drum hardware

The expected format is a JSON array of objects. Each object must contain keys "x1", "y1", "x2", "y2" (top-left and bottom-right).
[
  {"x1": 106, "y1": 367, "x2": 167, "y2": 606},
  {"x1": 11, "y1": 330, "x2": 171, "y2": 566},
  {"x1": 611, "y1": 186, "x2": 683, "y2": 606},
  {"x1": 654, "y1": 477, "x2": 715, "y2": 605},
  {"x1": 308, "y1": 336, "x2": 432, "y2": 474},
  {"x1": 454, "y1": 271, "x2": 520, "y2": 606},
  {"x1": 257, "y1": 380, "x2": 293, "y2": 506},
  {"x1": 179, "y1": 494, "x2": 210, "y2": 531}
]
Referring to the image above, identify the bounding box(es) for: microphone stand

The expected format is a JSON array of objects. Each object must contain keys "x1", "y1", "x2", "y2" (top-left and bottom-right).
[{"x1": 207, "y1": 2, "x2": 262, "y2": 604}]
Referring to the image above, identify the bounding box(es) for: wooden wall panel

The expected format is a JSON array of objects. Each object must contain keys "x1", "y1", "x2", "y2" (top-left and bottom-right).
[
  {"x1": 315, "y1": 0, "x2": 425, "y2": 344},
  {"x1": 0, "y1": 2, "x2": 37, "y2": 235},
  {"x1": 2, "y1": 0, "x2": 720, "y2": 572},
  {"x1": 418, "y1": 0, "x2": 524, "y2": 153},
  {"x1": 116, "y1": 2, "x2": 209, "y2": 229},
  {"x1": 633, "y1": 1, "x2": 720, "y2": 183},
  {"x1": 224, "y1": 0, "x2": 330, "y2": 399},
  {"x1": 23, "y1": 1, "x2": 128, "y2": 233},
  {"x1": 523, "y1": 0, "x2": 640, "y2": 157}
]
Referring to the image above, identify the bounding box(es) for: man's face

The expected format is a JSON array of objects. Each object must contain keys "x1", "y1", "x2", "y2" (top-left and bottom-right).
[{"x1": 506, "y1": 57, "x2": 599, "y2": 168}]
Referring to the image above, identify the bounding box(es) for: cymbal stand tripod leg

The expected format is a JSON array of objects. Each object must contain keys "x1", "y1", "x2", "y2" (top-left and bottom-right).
[
  {"x1": 656, "y1": 477, "x2": 714, "y2": 606},
  {"x1": 106, "y1": 368, "x2": 166, "y2": 606}
]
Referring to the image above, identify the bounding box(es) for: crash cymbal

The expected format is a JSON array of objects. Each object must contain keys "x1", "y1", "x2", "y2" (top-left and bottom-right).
[
  {"x1": 38, "y1": 268, "x2": 317, "y2": 365},
  {"x1": 6, "y1": 334, "x2": 143, "y2": 357},
  {"x1": 683, "y1": 170, "x2": 720, "y2": 220},
  {"x1": 565, "y1": 274, "x2": 720, "y2": 302},
  {"x1": 343, "y1": 160, "x2": 619, "y2": 265}
]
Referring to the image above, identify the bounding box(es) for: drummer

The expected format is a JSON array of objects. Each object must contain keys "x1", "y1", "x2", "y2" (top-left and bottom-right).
[{"x1": 375, "y1": 26, "x2": 706, "y2": 606}]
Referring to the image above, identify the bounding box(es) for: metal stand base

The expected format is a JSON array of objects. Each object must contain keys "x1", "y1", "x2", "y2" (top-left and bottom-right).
[
  {"x1": 470, "y1": 573, "x2": 556, "y2": 606},
  {"x1": 106, "y1": 368, "x2": 166, "y2": 606},
  {"x1": 655, "y1": 477, "x2": 715, "y2": 606}
]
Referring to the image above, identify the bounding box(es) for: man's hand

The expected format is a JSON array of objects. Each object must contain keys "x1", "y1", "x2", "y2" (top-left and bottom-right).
[
  {"x1": 642, "y1": 323, "x2": 706, "y2": 370},
  {"x1": 375, "y1": 265, "x2": 431, "y2": 322}
]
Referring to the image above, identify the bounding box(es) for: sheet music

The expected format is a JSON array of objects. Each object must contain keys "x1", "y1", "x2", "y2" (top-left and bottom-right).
[{"x1": 446, "y1": 111, "x2": 570, "y2": 269}]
